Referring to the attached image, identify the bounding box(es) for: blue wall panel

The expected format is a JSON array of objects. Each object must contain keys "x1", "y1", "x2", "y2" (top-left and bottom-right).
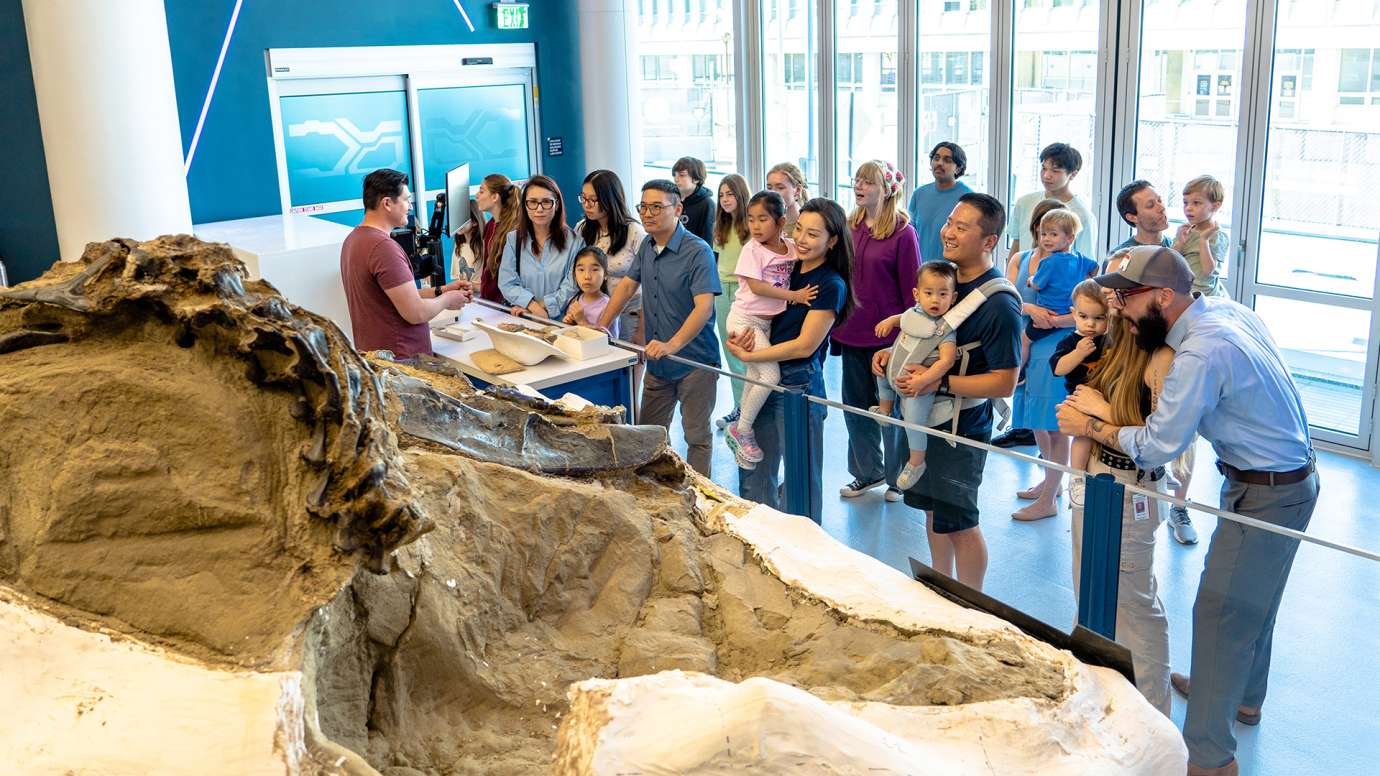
[
  {"x1": 165, "y1": 0, "x2": 586, "y2": 227},
  {"x1": 0, "y1": 0, "x2": 60, "y2": 284}
]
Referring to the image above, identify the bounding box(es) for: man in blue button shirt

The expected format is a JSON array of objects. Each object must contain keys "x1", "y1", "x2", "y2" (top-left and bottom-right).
[
  {"x1": 598, "y1": 179, "x2": 721, "y2": 475},
  {"x1": 1057, "y1": 245, "x2": 1319, "y2": 776}
]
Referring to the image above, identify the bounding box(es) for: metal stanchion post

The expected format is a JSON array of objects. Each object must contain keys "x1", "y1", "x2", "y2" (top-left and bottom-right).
[
  {"x1": 1077, "y1": 472, "x2": 1124, "y2": 640},
  {"x1": 782, "y1": 388, "x2": 817, "y2": 523}
]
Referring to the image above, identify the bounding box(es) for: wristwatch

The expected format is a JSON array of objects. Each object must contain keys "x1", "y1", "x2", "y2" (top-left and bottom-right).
[{"x1": 939, "y1": 374, "x2": 951, "y2": 395}]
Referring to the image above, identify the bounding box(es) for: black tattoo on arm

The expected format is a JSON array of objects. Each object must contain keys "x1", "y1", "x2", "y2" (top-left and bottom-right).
[{"x1": 1086, "y1": 418, "x2": 1124, "y2": 452}]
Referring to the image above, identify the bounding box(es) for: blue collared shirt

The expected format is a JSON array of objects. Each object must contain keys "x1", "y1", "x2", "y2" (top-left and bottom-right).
[
  {"x1": 498, "y1": 227, "x2": 579, "y2": 314},
  {"x1": 1118, "y1": 295, "x2": 1312, "y2": 472},
  {"x1": 628, "y1": 223, "x2": 721, "y2": 381}
]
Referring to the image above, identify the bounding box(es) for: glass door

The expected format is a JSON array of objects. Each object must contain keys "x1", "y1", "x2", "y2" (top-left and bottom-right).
[{"x1": 1239, "y1": 0, "x2": 1380, "y2": 448}]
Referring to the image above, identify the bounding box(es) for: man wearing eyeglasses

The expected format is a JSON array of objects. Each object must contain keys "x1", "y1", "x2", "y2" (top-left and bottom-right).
[
  {"x1": 597, "y1": 179, "x2": 721, "y2": 475},
  {"x1": 340, "y1": 168, "x2": 471, "y2": 358},
  {"x1": 1057, "y1": 245, "x2": 1319, "y2": 776}
]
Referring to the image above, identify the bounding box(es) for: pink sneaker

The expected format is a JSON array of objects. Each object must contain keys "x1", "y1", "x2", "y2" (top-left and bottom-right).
[{"x1": 726, "y1": 425, "x2": 764, "y2": 463}]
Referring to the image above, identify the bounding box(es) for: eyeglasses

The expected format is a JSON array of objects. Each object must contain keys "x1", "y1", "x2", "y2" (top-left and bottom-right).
[
  {"x1": 1112, "y1": 285, "x2": 1156, "y2": 305},
  {"x1": 636, "y1": 202, "x2": 669, "y2": 216},
  {"x1": 853, "y1": 177, "x2": 871, "y2": 188},
  {"x1": 524, "y1": 198, "x2": 556, "y2": 212},
  {"x1": 576, "y1": 194, "x2": 601, "y2": 208}
]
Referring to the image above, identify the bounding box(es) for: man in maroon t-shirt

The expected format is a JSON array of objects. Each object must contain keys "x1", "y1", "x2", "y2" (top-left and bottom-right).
[{"x1": 340, "y1": 168, "x2": 471, "y2": 358}]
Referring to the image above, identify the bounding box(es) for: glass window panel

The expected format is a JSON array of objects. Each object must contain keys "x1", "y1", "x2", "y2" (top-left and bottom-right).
[
  {"x1": 1257, "y1": 11, "x2": 1379, "y2": 300},
  {"x1": 763, "y1": 0, "x2": 820, "y2": 193},
  {"x1": 1010, "y1": 1, "x2": 1099, "y2": 224},
  {"x1": 835, "y1": 0, "x2": 899, "y2": 205},
  {"x1": 279, "y1": 90, "x2": 412, "y2": 208},
  {"x1": 418, "y1": 84, "x2": 531, "y2": 190},
  {"x1": 1338, "y1": 48, "x2": 1369, "y2": 92},
  {"x1": 1252, "y1": 296, "x2": 1368, "y2": 436},
  {"x1": 635, "y1": 2, "x2": 737, "y2": 189},
  {"x1": 1135, "y1": 2, "x2": 1247, "y2": 249},
  {"x1": 917, "y1": 0, "x2": 991, "y2": 187}
]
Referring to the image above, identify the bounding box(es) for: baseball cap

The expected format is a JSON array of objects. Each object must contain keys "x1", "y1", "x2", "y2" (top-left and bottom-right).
[{"x1": 1094, "y1": 245, "x2": 1194, "y2": 293}]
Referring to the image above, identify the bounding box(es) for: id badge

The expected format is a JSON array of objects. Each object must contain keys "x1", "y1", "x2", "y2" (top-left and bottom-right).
[{"x1": 1131, "y1": 494, "x2": 1150, "y2": 521}]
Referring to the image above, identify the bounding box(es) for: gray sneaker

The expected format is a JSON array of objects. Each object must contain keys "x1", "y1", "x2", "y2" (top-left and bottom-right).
[{"x1": 1169, "y1": 506, "x2": 1199, "y2": 545}]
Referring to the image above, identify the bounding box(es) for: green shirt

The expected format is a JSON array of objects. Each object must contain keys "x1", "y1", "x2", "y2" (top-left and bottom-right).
[{"x1": 714, "y1": 228, "x2": 745, "y2": 286}]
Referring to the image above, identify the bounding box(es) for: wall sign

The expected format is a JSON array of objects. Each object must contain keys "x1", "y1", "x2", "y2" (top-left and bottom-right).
[
  {"x1": 493, "y1": 2, "x2": 529, "y2": 30},
  {"x1": 546, "y1": 136, "x2": 564, "y2": 157}
]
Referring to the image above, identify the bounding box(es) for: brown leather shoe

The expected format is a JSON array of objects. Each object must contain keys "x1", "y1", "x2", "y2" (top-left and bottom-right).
[
  {"x1": 1187, "y1": 759, "x2": 1239, "y2": 776},
  {"x1": 1171, "y1": 672, "x2": 1262, "y2": 725}
]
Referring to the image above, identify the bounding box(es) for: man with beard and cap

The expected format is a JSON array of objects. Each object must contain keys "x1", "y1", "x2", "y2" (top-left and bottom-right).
[{"x1": 1056, "y1": 245, "x2": 1319, "y2": 776}]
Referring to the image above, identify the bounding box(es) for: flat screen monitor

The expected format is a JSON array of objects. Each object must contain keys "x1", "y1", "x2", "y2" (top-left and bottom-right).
[{"x1": 445, "y1": 163, "x2": 471, "y2": 237}]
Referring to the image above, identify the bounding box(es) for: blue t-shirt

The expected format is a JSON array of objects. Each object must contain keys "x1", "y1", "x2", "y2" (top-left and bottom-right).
[
  {"x1": 770, "y1": 261, "x2": 848, "y2": 384},
  {"x1": 943, "y1": 266, "x2": 1022, "y2": 436},
  {"x1": 1031, "y1": 250, "x2": 1098, "y2": 315},
  {"x1": 907, "y1": 181, "x2": 973, "y2": 263},
  {"x1": 628, "y1": 224, "x2": 722, "y2": 381}
]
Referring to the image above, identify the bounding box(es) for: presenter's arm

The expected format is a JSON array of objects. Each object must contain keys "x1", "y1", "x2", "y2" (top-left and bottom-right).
[{"x1": 383, "y1": 282, "x2": 467, "y2": 325}]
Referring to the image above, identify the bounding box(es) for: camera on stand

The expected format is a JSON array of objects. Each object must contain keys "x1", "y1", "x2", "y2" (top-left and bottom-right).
[
  {"x1": 390, "y1": 163, "x2": 471, "y2": 293},
  {"x1": 391, "y1": 191, "x2": 448, "y2": 291}
]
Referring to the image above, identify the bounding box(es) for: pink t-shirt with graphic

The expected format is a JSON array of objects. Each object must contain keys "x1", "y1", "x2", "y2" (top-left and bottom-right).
[{"x1": 731, "y1": 238, "x2": 798, "y2": 317}]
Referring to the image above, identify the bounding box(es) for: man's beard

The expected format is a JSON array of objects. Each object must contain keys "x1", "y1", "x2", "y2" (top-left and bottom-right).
[{"x1": 1132, "y1": 301, "x2": 1170, "y2": 352}]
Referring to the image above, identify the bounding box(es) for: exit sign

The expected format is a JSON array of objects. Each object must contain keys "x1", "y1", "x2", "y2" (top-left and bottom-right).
[{"x1": 493, "y1": 2, "x2": 529, "y2": 30}]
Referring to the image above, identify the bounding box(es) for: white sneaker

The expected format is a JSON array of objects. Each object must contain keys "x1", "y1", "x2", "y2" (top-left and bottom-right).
[
  {"x1": 1069, "y1": 477, "x2": 1086, "y2": 508},
  {"x1": 1169, "y1": 506, "x2": 1199, "y2": 544},
  {"x1": 884, "y1": 487, "x2": 904, "y2": 502},
  {"x1": 896, "y1": 462, "x2": 926, "y2": 491}
]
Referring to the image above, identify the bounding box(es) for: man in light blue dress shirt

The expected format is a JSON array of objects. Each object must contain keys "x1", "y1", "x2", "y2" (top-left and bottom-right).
[{"x1": 1057, "y1": 246, "x2": 1319, "y2": 776}]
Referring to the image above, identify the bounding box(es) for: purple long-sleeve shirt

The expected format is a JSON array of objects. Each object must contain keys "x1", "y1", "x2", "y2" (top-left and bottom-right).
[{"x1": 830, "y1": 220, "x2": 921, "y2": 348}]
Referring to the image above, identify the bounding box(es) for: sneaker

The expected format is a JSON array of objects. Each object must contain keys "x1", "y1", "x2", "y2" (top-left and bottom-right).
[
  {"x1": 896, "y1": 462, "x2": 926, "y2": 491},
  {"x1": 715, "y1": 406, "x2": 740, "y2": 431},
  {"x1": 1169, "y1": 506, "x2": 1199, "y2": 545},
  {"x1": 991, "y1": 428, "x2": 1036, "y2": 448},
  {"x1": 725, "y1": 425, "x2": 763, "y2": 463},
  {"x1": 839, "y1": 477, "x2": 885, "y2": 498},
  {"x1": 884, "y1": 487, "x2": 904, "y2": 502},
  {"x1": 1069, "y1": 477, "x2": 1085, "y2": 508}
]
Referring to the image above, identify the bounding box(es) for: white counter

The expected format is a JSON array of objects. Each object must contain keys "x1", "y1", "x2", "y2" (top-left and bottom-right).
[{"x1": 430, "y1": 303, "x2": 637, "y2": 391}]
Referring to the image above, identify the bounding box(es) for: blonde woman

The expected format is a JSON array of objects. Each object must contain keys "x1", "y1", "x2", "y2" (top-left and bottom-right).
[
  {"x1": 1067, "y1": 313, "x2": 1172, "y2": 716},
  {"x1": 832, "y1": 160, "x2": 921, "y2": 500},
  {"x1": 766, "y1": 161, "x2": 809, "y2": 239},
  {"x1": 713, "y1": 173, "x2": 753, "y2": 427}
]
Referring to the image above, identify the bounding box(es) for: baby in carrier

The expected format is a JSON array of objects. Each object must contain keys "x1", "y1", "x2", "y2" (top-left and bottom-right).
[{"x1": 871, "y1": 260, "x2": 961, "y2": 490}]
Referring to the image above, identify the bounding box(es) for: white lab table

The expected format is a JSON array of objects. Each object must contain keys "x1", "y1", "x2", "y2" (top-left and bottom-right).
[{"x1": 430, "y1": 302, "x2": 637, "y2": 418}]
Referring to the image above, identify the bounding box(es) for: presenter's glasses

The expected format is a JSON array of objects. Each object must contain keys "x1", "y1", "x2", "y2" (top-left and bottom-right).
[{"x1": 525, "y1": 198, "x2": 557, "y2": 212}]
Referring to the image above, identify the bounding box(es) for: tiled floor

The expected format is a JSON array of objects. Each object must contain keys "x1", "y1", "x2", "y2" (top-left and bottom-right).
[{"x1": 663, "y1": 356, "x2": 1380, "y2": 776}]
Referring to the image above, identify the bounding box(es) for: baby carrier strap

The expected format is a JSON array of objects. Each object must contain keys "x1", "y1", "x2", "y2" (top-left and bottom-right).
[{"x1": 925, "y1": 276, "x2": 1022, "y2": 443}]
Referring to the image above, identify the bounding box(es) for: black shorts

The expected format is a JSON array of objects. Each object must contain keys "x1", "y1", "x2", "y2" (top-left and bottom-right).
[{"x1": 903, "y1": 429, "x2": 991, "y2": 534}]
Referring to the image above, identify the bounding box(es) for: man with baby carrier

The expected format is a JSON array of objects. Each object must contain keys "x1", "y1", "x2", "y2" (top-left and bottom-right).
[{"x1": 884, "y1": 192, "x2": 1022, "y2": 592}]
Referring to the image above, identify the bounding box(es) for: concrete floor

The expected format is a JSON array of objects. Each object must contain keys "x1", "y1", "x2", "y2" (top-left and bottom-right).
[{"x1": 662, "y1": 356, "x2": 1380, "y2": 776}]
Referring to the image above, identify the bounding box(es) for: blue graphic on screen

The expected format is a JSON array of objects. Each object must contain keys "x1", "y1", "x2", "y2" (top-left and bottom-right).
[
  {"x1": 419, "y1": 84, "x2": 530, "y2": 188},
  {"x1": 281, "y1": 91, "x2": 412, "y2": 207}
]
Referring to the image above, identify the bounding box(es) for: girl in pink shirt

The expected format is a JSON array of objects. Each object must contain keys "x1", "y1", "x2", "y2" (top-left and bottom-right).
[
  {"x1": 724, "y1": 191, "x2": 818, "y2": 466},
  {"x1": 563, "y1": 247, "x2": 620, "y2": 340}
]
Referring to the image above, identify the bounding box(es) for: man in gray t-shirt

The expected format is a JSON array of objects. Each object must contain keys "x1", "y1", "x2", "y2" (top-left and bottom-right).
[{"x1": 1109, "y1": 180, "x2": 1173, "y2": 267}]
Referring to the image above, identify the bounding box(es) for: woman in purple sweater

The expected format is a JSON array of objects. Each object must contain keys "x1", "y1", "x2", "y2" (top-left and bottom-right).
[{"x1": 832, "y1": 160, "x2": 921, "y2": 501}]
